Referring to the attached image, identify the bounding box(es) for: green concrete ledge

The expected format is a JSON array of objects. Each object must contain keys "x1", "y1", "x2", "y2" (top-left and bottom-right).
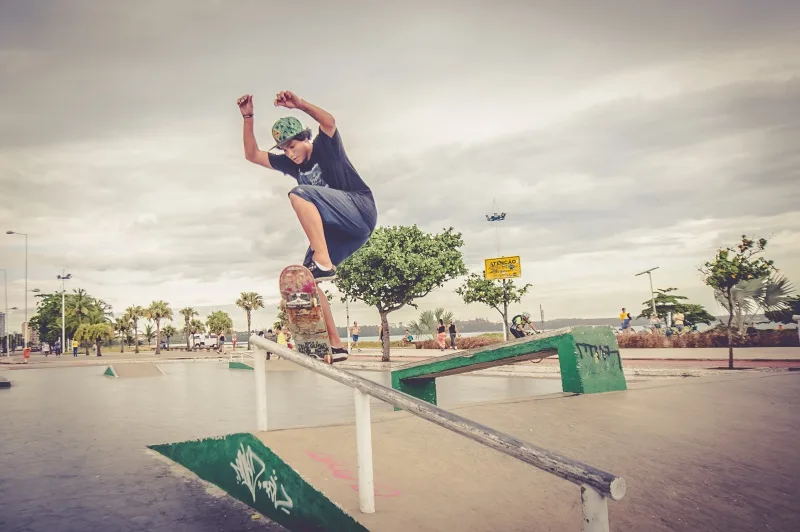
[
  {"x1": 229, "y1": 361, "x2": 254, "y2": 371},
  {"x1": 149, "y1": 432, "x2": 367, "y2": 532},
  {"x1": 104, "y1": 366, "x2": 117, "y2": 378},
  {"x1": 391, "y1": 326, "x2": 627, "y2": 406}
]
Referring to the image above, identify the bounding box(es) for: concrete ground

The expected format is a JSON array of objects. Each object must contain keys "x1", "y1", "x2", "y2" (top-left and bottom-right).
[{"x1": 256, "y1": 371, "x2": 800, "y2": 531}]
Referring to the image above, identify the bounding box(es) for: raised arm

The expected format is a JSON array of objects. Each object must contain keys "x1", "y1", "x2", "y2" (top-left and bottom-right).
[
  {"x1": 236, "y1": 94, "x2": 273, "y2": 169},
  {"x1": 274, "y1": 90, "x2": 336, "y2": 137}
]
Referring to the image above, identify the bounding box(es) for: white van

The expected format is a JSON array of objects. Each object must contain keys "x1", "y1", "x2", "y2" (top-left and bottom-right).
[{"x1": 192, "y1": 334, "x2": 218, "y2": 349}]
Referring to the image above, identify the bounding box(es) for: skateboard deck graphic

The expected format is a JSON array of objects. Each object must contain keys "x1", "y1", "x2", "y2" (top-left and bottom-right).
[{"x1": 279, "y1": 265, "x2": 332, "y2": 363}]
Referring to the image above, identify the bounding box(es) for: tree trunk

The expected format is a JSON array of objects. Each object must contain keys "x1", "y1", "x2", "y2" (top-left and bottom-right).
[
  {"x1": 155, "y1": 320, "x2": 161, "y2": 354},
  {"x1": 134, "y1": 321, "x2": 140, "y2": 353},
  {"x1": 246, "y1": 311, "x2": 252, "y2": 350},
  {"x1": 502, "y1": 280, "x2": 509, "y2": 342},
  {"x1": 379, "y1": 309, "x2": 390, "y2": 362},
  {"x1": 96, "y1": 339, "x2": 102, "y2": 357},
  {"x1": 185, "y1": 319, "x2": 191, "y2": 350},
  {"x1": 726, "y1": 288, "x2": 735, "y2": 369},
  {"x1": 120, "y1": 333, "x2": 124, "y2": 353}
]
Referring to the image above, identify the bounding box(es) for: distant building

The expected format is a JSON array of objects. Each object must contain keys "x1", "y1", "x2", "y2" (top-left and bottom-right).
[{"x1": 21, "y1": 321, "x2": 39, "y2": 345}]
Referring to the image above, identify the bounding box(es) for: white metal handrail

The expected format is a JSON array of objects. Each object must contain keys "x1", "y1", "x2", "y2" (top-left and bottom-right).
[{"x1": 249, "y1": 335, "x2": 625, "y2": 531}]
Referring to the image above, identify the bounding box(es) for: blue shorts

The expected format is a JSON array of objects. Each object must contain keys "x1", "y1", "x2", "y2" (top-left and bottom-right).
[
  {"x1": 290, "y1": 185, "x2": 377, "y2": 266},
  {"x1": 352, "y1": 335, "x2": 359, "y2": 342}
]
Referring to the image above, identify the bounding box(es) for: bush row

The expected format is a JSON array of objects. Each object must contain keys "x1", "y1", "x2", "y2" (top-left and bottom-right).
[{"x1": 616, "y1": 328, "x2": 799, "y2": 348}]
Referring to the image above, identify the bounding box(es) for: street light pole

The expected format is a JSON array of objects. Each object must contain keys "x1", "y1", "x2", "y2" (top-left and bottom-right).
[
  {"x1": 6, "y1": 231, "x2": 29, "y2": 347},
  {"x1": 58, "y1": 271, "x2": 72, "y2": 353},
  {"x1": 1, "y1": 268, "x2": 7, "y2": 355},
  {"x1": 635, "y1": 267, "x2": 659, "y2": 318}
]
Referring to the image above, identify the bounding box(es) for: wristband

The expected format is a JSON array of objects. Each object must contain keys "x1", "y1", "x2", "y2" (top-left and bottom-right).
[{"x1": 242, "y1": 114, "x2": 253, "y2": 119}]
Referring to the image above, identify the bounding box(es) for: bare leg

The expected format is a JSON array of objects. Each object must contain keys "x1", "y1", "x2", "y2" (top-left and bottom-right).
[
  {"x1": 289, "y1": 192, "x2": 333, "y2": 267},
  {"x1": 316, "y1": 285, "x2": 343, "y2": 348}
]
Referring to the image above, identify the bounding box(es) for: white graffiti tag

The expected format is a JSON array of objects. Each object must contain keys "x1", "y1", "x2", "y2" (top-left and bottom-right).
[
  {"x1": 259, "y1": 470, "x2": 294, "y2": 515},
  {"x1": 230, "y1": 443, "x2": 294, "y2": 515},
  {"x1": 230, "y1": 443, "x2": 265, "y2": 502}
]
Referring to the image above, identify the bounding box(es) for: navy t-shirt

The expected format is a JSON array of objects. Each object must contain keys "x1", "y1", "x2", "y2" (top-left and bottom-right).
[{"x1": 268, "y1": 128, "x2": 372, "y2": 194}]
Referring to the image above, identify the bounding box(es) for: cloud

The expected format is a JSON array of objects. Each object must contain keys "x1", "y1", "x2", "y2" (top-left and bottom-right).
[{"x1": 1, "y1": 0, "x2": 799, "y2": 329}]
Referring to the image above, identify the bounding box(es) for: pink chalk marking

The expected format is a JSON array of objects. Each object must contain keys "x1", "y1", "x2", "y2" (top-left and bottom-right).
[{"x1": 305, "y1": 450, "x2": 402, "y2": 497}]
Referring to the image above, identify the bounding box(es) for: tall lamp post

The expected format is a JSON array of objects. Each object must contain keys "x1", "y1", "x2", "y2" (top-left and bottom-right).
[
  {"x1": 6, "y1": 230, "x2": 28, "y2": 347},
  {"x1": 1, "y1": 268, "x2": 7, "y2": 355},
  {"x1": 635, "y1": 266, "x2": 659, "y2": 319},
  {"x1": 58, "y1": 271, "x2": 72, "y2": 354}
]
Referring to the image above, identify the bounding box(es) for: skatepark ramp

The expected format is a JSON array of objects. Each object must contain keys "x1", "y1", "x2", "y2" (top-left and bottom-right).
[
  {"x1": 392, "y1": 326, "x2": 627, "y2": 406},
  {"x1": 149, "y1": 334, "x2": 626, "y2": 531}
]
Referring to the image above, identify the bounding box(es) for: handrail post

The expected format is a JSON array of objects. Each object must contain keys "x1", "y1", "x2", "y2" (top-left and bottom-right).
[
  {"x1": 354, "y1": 388, "x2": 375, "y2": 513},
  {"x1": 581, "y1": 485, "x2": 609, "y2": 532},
  {"x1": 253, "y1": 349, "x2": 268, "y2": 431}
]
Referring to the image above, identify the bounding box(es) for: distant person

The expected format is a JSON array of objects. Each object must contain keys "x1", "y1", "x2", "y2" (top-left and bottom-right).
[
  {"x1": 72, "y1": 338, "x2": 79, "y2": 357},
  {"x1": 673, "y1": 311, "x2": 685, "y2": 332},
  {"x1": 436, "y1": 319, "x2": 447, "y2": 350},
  {"x1": 619, "y1": 308, "x2": 629, "y2": 330},
  {"x1": 218, "y1": 334, "x2": 225, "y2": 354},
  {"x1": 404, "y1": 328, "x2": 413, "y2": 345},
  {"x1": 448, "y1": 320, "x2": 458, "y2": 350},
  {"x1": 509, "y1": 312, "x2": 536, "y2": 338},
  {"x1": 350, "y1": 321, "x2": 361, "y2": 352}
]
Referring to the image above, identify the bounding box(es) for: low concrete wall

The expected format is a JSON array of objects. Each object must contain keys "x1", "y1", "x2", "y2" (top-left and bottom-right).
[{"x1": 620, "y1": 347, "x2": 800, "y2": 360}]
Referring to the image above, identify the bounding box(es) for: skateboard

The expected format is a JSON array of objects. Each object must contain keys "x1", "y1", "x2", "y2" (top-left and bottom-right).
[{"x1": 279, "y1": 265, "x2": 333, "y2": 364}]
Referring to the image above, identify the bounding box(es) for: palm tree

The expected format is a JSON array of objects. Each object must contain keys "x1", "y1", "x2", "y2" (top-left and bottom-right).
[
  {"x1": 179, "y1": 307, "x2": 198, "y2": 350},
  {"x1": 409, "y1": 308, "x2": 453, "y2": 340},
  {"x1": 236, "y1": 292, "x2": 264, "y2": 349},
  {"x1": 114, "y1": 317, "x2": 130, "y2": 353},
  {"x1": 188, "y1": 318, "x2": 206, "y2": 348},
  {"x1": 143, "y1": 323, "x2": 155, "y2": 346},
  {"x1": 715, "y1": 274, "x2": 795, "y2": 331},
  {"x1": 161, "y1": 324, "x2": 177, "y2": 349},
  {"x1": 68, "y1": 288, "x2": 93, "y2": 325},
  {"x1": 146, "y1": 300, "x2": 173, "y2": 354},
  {"x1": 124, "y1": 305, "x2": 145, "y2": 353}
]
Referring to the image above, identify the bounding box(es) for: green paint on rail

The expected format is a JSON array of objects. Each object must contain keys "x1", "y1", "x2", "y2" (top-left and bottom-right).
[
  {"x1": 103, "y1": 366, "x2": 117, "y2": 377},
  {"x1": 149, "y1": 432, "x2": 367, "y2": 532},
  {"x1": 391, "y1": 326, "x2": 626, "y2": 406},
  {"x1": 229, "y1": 361, "x2": 254, "y2": 371}
]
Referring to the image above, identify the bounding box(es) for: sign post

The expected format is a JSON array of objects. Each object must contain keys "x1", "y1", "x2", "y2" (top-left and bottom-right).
[{"x1": 484, "y1": 256, "x2": 522, "y2": 280}]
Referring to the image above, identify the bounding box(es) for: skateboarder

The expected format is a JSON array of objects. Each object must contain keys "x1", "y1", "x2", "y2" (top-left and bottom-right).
[{"x1": 237, "y1": 90, "x2": 377, "y2": 359}]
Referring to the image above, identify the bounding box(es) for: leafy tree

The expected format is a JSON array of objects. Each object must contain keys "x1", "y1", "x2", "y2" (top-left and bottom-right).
[
  {"x1": 75, "y1": 322, "x2": 114, "y2": 357},
  {"x1": 206, "y1": 310, "x2": 233, "y2": 337},
  {"x1": 114, "y1": 317, "x2": 130, "y2": 353},
  {"x1": 124, "y1": 306, "x2": 145, "y2": 353},
  {"x1": 636, "y1": 287, "x2": 715, "y2": 325},
  {"x1": 455, "y1": 274, "x2": 532, "y2": 341},
  {"x1": 334, "y1": 225, "x2": 467, "y2": 361},
  {"x1": 408, "y1": 308, "x2": 454, "y2": 340},
  {"x1": 146, "y1": 300, "x2": 173, "y2": 354},
  {"x1": 179, "y1": 307, "x2": 198, "y2": 350},
  {"x1": 700, "y1": 235, "x2": 778, "y2": 368},
  {"x1": 161, "y1": 324, "x2": 178, "y2": 349},
  {"x1": 765, "y1": 295, "x2": 800, "y2": 324},
  {"x1": 236, "y1": 292, "x2": 264, "y2": 349}
]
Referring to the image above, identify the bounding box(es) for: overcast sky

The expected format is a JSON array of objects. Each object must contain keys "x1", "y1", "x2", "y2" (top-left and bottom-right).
[{"x1": 1, "y1": 0, "x2": 799, "y2": 332}]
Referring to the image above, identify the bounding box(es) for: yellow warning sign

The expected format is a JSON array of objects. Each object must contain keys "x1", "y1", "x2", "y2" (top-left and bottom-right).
[{"x1": 484, "y1": 256, "x2": 522, "y2": 280}]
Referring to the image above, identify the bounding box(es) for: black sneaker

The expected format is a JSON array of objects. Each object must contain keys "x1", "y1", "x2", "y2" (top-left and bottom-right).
[
  {"x1": 306, "y1": 261, "x2": 337, "y2": 282},
  {"x1": 330, "y1": 346, "x2": 349, "y2": 362}
]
